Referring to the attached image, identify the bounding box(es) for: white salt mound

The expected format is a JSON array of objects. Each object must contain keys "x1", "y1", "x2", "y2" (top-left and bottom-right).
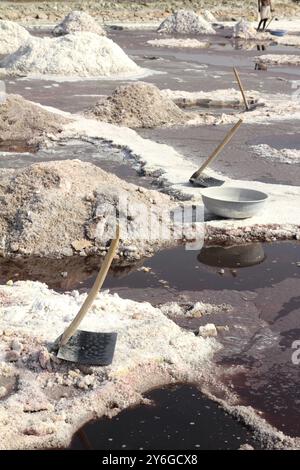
[
  {"x1": 0, "y1": 32, "x2": 142, "y2": 79},
  {"x1": 202, "y1": 10, "x2": 217, "y2": 23},
  {"x1": 53, "y1": 10, "x2": 106, "y2": 36},
  {"x1": 233, "y1": 20, "x2": 258, "y2": 39},
  {"x1": 157, "y1": 10, "x2": 216, "y2": 35},
  {"x1": 85, "y1": 82, "x2": 189, "y2": 128},
  {"x1": 0, "y1": 20, "x2": 30, "y2": 55}
]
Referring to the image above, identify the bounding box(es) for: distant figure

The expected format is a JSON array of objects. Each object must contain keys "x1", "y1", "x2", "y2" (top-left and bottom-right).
[{"x1": 257, "y1": 0, "x2": 272, "y2": 31}]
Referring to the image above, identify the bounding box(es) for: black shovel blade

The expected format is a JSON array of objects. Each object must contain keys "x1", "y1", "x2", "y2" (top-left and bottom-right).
[
  {"x1": 56, "y1": 330, "x2": 117, "y2": 366},
  {"x1": 190, "y1": 175, "x2": 225, "y2": 188}
]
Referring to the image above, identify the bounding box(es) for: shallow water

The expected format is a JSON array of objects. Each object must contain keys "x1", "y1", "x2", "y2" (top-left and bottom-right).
[{"x1": 69, "y1": 384, "x2": 260, "y2": 450}]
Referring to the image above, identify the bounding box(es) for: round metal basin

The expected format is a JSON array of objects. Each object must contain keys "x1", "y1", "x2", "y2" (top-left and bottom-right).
[{"x1": 202, "y1": 187, "x2": 268, "y2": 219}]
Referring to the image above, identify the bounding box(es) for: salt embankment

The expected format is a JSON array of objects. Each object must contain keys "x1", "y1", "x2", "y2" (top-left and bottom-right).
[
  {"x1": 0, "y1": 159, "x2": 176, "y2": 260},
  {"x1": 0, "y1": 94, "x2": 70, "y2": 145}
]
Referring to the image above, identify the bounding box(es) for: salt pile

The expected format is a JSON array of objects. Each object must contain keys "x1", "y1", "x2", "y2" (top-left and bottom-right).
[
  {"x1": 0, "y1": 20, "x2": 30, "y2": 55},
  {"x1": 85, "y1": 82, "x2": 189, "y2": 128},
  {"x1": 233, "y1": 19, "x2": 270, "y2": 40},
  {"x1": 157, "y1": 10, "x2": 216, "y2": 35},
  {"x1": 0, "y1": 159, "x2": 175, "y2": 259},
  {"x1": 0, "y1": 94, "x2": 70, "y2": 145},
  {"x1": 52, "y1": 10, "x2": 106, "y2": 37},
  {"x1": 0, "y1": 280, "x2": 217, "y2": 449},
  {"x1": 0, "y1": 32, "x2": 143, "y2": 79}
]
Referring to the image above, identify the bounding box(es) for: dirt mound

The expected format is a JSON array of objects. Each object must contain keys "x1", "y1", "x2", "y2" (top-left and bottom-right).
[
  {"x1": 0, "y1": 20, "x2": 30, "y2": 55},
  {"x1": 0, "y1": 94, "x2": 70, "y2": 145},
  {"x1": 157, "y1": 10, "x2": 216, "y2": 35},
  {"x1": 0, "y1": 159, "x2": 175, "y2": 259},
  {"x1": 85, "y1": 82, "x2": 189, "y2": 128},
  {"x1": 0, "y1": 32, "x2": 142, "y2": 79},
  {"x1": 53, "y1": 10, "x2": 106, "y2": 37}
]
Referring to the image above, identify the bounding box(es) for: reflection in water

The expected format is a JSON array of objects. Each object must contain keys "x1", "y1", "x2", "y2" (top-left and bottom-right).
[
  {"x1": 0, "y1": 139, "x2": 38, "y2": 153},
  {"x1": 198, "y1": 243, "x2": 266, "y2": 269}
]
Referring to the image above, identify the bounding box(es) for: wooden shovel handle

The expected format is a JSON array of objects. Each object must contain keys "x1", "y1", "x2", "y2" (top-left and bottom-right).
[
  {"x1": 233, "y1": 67, "x2": 249, "y2": 111},
  {"x1": 60, "y1": 225, "x2": 120, "y2": 347},
  {"x1": 190, "y1": 118, "x2": 243, "y2": 181}
]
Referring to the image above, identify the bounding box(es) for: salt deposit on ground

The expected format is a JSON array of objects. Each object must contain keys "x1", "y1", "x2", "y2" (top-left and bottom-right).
[
  {"x1": 157, "y1": 10, "x2": 216, "y2": 35},
  {"x1": 0, "y1": 20, "x2": 30, "y2": 55},
  {"x1": 52, "y1": 10, "x2": 106, "y2": 37},
  {"x1": 59, "y1": 112, "x2": 300, "y2": 244},
  {"x1": 255, "y1": 54, "x2": 300, "y2": 66},
  {"x1": 147, "y1": 38, "x2": 210, "y2": 49},
  {"x1": 160, "y1": 301, "x2": 232, "y2": 318},
  {"x1": 0, "y1": 280, "x2": 218, "y2": 449},
  {"x1": 251, "y1": 144, "x2": 300, "y2": 165},
  {"x1": 84, "y1": 82, "x2": 190, "y2": 128},
  {"x1": 0, "y1": 32, "x2": 144, "y2": 80},
  {"x1": 0, "y1": 94, "x2": 70, "y2": 145},
  {"x1": 232, "y1": 19, "x2": 271, "y2": 40},
  {"x1": 0, "y1": 159, "x2": 176, "y2": 260},
  {"x1": 274, "y1": 35, "x2": 300, "y2": 47},
  {"x1": 162, "y1": 88, "x2": 260, "y2": 109}
]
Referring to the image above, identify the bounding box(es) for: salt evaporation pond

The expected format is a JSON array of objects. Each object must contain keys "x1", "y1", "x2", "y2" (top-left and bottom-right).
[{"x1": 70, "y1": 384, "x2": 259, "y2": 450}]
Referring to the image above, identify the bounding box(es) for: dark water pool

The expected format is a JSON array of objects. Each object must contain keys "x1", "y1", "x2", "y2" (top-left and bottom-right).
[{"x1": 69, "y1": 384, "x2": 259, "y2": 450}]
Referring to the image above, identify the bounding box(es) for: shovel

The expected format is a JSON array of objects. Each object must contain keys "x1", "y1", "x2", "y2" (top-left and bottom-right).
[
  {"x1": 233, "y1": 67, "x2": 263, "y2": 112},
  {"x1": 52, "y1": 226, "x2": 120, "y2": 365},
  {"x1": 189, "y1": 119, "x2": 243, "y2": 188}
]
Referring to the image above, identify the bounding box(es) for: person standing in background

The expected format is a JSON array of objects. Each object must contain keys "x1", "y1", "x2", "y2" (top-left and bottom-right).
[{"x1": 257, "y1": 0, "x2": 273, "y2": 31}]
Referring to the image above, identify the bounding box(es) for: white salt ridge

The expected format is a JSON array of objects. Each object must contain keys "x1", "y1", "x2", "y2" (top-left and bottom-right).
[
  {"x1": 0, "y1": 20, "x2": 30, "y2": 55},
  {"x1": 157, "y1": 10, "x2": 216, "y2": 35},
  {"x1": 162, "y1": 88, "x2": 260, "y2": 108},
  {"x1": 147, "y1": 38, "x2": 210, "y2": 49},
  {"x1": 0, "y1": 32, "x2": 145, "y2": 79},
  {"x1": 251, "y1": 144, "x2": 300, "y2": 164},
  {"x1": 255, "y1": 54, "x2": 300, "y2": 66},
  {"x1": 53, "y1": 10, "x2": 106, "y2": 37},
  {"x1": 274, "y1": 35, "x2": 300, "y2": 47}
]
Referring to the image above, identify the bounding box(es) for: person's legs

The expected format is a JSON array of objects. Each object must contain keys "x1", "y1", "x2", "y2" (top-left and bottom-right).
[
  {"x1": 262, "y1": 18, "x2": 268, "y2": 31},
  {"x1": 257, "y1": 19, "x2": 263, "y2": 31}
]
